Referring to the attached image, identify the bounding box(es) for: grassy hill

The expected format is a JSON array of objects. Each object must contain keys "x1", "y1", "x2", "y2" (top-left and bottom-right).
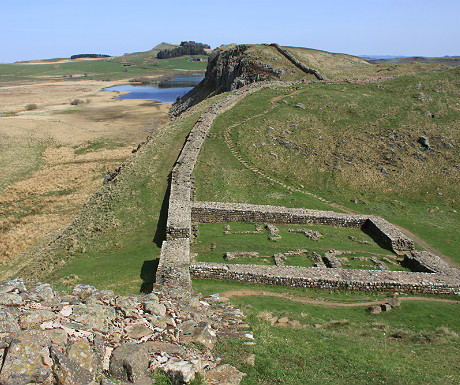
[{"x1": 0, "y1": 42, "x2": 207, "y2": 86}]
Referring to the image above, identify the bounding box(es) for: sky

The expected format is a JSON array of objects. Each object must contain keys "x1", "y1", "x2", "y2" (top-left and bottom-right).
[{"x1": 1, "y1": 0, "x2": 459, "y2": 63}]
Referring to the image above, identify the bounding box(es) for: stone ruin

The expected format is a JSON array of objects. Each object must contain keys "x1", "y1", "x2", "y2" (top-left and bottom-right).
[
  {"x1": 156, "y1": 74, "x2": 460, "y2": 297},
  {"x1": 0, "y1": 279, "x2": 249, "y2": 385}
]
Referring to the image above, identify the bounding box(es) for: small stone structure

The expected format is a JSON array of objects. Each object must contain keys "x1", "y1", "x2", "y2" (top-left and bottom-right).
[{"x1": 157, "y1": 78, "x2": 460, "y2": 296}]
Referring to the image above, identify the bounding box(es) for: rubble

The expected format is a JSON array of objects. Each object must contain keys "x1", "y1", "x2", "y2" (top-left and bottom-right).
[{"x1": 0, "y1": 279, "x2": 248, "y2": 385}]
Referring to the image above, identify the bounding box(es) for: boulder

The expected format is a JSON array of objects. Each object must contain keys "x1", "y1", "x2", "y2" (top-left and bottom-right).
[
  {"x1": 368, "y1": 305, "x2": 382, "y2": 315},
  {"x1": 109, "y1": 343, "x2": 149, "y2": 383},
  {"x1": 380, "y1": 303, "x2": 392, "y2": 312},
  {"x1": 204, "y1": 364, "x2": 246, "y2": 385}
]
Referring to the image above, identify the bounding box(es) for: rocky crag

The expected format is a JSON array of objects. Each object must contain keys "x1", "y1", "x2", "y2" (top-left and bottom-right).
[
  {"x1": 169, "y1": 44, "x2": 288, "y2": 118},
  {"x1": 0, "y1": 279, "x2": 249, "y2": 385}
]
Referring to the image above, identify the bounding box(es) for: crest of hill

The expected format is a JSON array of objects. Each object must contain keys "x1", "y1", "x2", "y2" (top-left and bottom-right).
[{"x1": 111, "y1": 42, "x2": 179, "y2": 64}]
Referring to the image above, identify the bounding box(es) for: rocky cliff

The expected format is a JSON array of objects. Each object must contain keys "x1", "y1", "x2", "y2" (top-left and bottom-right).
[{"x1": 169, "y1": 44, "x2": 284, "y2": 118}]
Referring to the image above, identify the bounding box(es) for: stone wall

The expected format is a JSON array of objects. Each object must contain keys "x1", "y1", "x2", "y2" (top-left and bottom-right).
[
  {"x1": 190, "y1": 262, "x2": 460, "y2": 295},
  {"x1": 190, "y1": 201, "x2": 414, "y2": 253},
  {"x1": 270, "y1": 43, "x2": 326, "y2": 81}
]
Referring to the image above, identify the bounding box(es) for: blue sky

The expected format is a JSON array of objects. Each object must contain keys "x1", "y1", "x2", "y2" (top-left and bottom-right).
[{"x1": 1, "y1": 0, "x2": 459, "y2": 62}]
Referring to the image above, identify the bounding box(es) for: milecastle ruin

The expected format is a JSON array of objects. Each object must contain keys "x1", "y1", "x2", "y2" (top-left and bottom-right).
[{"x1": 156, "y1": 48, "x2": 460, "y2": 296}]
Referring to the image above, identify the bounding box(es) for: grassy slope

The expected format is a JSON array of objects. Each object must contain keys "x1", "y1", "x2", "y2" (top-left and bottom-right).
[
  {"x1": 0, "y1": 55, "x2": 207, "y2": 86},
  {"x1": 12, "y1": 95, "x2": 224, "y2": 293},
  {"x1": 194, "y1": 69, "x2": 460, "y2": 264}
]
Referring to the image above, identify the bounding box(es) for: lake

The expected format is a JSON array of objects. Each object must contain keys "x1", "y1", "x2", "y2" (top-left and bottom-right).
[{"x1": 104, "y1": 74, "x2": 204, "y2": 104}]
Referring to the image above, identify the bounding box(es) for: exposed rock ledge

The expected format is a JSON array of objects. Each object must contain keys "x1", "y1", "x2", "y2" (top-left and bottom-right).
[
  {"x1": 169, "y1": 44, "x2": 285, "y2": 118},
  {"x1": 0, "y1": 278, "x2": 248, "y2": 385}
]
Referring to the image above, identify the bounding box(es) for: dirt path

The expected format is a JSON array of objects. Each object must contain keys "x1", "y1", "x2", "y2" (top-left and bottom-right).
[{"x1": 219, "y1": 289, "x2": 459, "y2": 307}]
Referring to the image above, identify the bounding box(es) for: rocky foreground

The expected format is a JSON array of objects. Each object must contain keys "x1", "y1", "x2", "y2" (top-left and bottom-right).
[{"x1": 0, "y1": 279, "x2": 250, "y2": 385}]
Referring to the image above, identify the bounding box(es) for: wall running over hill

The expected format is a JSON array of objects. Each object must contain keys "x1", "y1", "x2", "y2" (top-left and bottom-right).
[{"x1": 270, "y1": 43, "x2": 326, "y2": 80}]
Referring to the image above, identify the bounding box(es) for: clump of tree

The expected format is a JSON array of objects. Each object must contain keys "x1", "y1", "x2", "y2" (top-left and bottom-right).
[
  {"x1": 157, "y1": 41, "x2": 210, "y2": 59},
  {"x1": 70, "y1": 54, "x2": 111, "y2": 60}
]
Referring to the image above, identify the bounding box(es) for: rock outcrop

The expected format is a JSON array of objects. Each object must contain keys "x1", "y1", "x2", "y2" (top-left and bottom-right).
[
  {"x1": 169, "y1": 44, "x2": 285, "y2": 118},
  {"x1": 0, "y1": 279, "x2": 248, "y2": 385}
]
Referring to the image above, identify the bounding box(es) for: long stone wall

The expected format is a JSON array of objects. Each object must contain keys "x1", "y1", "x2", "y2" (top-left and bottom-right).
[{"x1": 190, "y1": 262, "x2": 460, "y2": 295}]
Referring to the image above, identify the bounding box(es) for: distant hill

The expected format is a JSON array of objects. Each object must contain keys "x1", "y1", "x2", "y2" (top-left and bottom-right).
[
  {"x1": 111, "y1": 42, "x2": 180, "y2": 65},
  {"x1": 370, "y1": 56, "x2": 460, "y2": 67}
]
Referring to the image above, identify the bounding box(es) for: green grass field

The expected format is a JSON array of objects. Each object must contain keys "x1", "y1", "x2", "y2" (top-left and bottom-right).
[
  {"x1": 0, "y1": 55, "x2": 207, "y2": 86},
  {"x1": 191, "y1": 222, "x2": 409, "y2": 271},
  {"x1": 193, "y1": 279, "x2": 460, "y2": 385}
]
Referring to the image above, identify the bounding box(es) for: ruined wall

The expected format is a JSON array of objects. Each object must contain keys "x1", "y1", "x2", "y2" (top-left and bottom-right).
[
  {"x1": 190, "y1": 262, "x2": 460, "y2": 295},
  {"x1": 190, "y1": 201, "x2": 413, "y2": 253},
  {"x1": 270, "y1": 43, "x2": 326, "y2": 81}
]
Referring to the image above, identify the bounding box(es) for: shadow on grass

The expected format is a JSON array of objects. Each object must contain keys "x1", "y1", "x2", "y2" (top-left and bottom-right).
[{"x1": 140, "y1": 259, "x2": 159, "y2": 293}]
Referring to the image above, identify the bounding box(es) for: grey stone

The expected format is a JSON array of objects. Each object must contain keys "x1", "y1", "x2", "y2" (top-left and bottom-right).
[
  {"x1": 143, "y1": 341, "x2": 186, "y2": 355},
  {"x1": 67, "y1": 338, "x2": 95, "y2": 374},
  {"x1": 109, "y1": 343, "x2": 149, "y2": 383},
  {"x1": 163, "y1": 359, "x2": 198, "y2": 384},
  {"x1": 0, "y1": 292, "x2": 23, "y2": 306},
  {"x1": 204, "y1": 364, "x2": 246, "y2": 385},
  {"x1": 192, "y1": 321, "x2": 217, "y2": 349},
  {"x1": 0, "y1": 309, "x2": 20, "y2": 333},
  {"x1": 70, "y1": 304, "x2": 115, "y2": 333},
  {"x1": 144, "y1": 300, "x2": 166, "y2": 316},
  {"x1": 368, "y1": 305, "x2": 382, "y2": 314},
  {"x1": 388, "y1": 297, "x2": 401, "y2": 307},
  {"x1": 19, "y1": 309, "x2": 56, "y2": 329},
  {"x1": 50, "y1": 346, "x2": 94, "y2": 385},
  {"x1": 31, "y1": 283, "x2": 56, "y2": 303},
  {"x1": 0, "y1": 339, "x2": 51, "y2": 384},
  {"x1": 125, "y1": 323, "x2": 153, "y2": 339},
  {"x1": 72, "y1": 284, "x2": 97, "y2": 298}
]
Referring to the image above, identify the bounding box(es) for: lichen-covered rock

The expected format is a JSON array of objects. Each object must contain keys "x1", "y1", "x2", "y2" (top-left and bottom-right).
[
  {"x1": 109, "y1": 343, "x2": 149, "y2": 382},
  {"x1": 163, "y1": 359, "x2": 199, "y2": 384},
  {"x1": 0, "y1": 309, "x2": 20, "y2": 333},
  {"x1": 70, "y1": 304, "x2": 115, "y2": 333},
  {"x1": 67, "y1": 338, "x2": 96, "y2": 374},
  {"x1": 125, "y1": 323, "x2": 153, "y2": 339},
  {"x1": 19, "y1": 309, "x2": 56, "y2": 329},
  {"x1": 192, "y1": 322, "x2": 217, "y2": 349},
  {"x1": 50, "y1": 346, "x2": 94, "y2": 385},
  {"x1": 0, "y1": 338, "x2": 51, "y2": 384}
]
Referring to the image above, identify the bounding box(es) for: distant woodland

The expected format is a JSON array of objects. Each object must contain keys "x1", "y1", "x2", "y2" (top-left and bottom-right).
[
  {"x1": 157, "y1": 41, "x2": 210, "y2": 59},
  {"x1": 70, "y1": 54, "x2": 111, "y2": 60}
]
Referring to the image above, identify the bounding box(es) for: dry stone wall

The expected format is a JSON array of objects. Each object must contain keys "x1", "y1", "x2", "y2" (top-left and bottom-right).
[
  {"x1": 190, "y1": 201, "x2": 414, "y2": 253},
  {"x1": 190, "y1": 262, "x2": 460, "y2": 295},
  {"x1": 270, "y1": 43, "x2": 326, "y2": 80}
]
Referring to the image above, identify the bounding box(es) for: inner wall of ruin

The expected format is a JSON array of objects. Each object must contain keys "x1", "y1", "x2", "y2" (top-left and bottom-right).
[{"x1": 156, "y1": 81, "x2": 460, "y2": 295}]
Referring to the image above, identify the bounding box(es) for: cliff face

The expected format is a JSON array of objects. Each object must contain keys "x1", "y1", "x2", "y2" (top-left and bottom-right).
[{"x1": 170, "y1": 44, "x2": 284, "y2": 118}]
